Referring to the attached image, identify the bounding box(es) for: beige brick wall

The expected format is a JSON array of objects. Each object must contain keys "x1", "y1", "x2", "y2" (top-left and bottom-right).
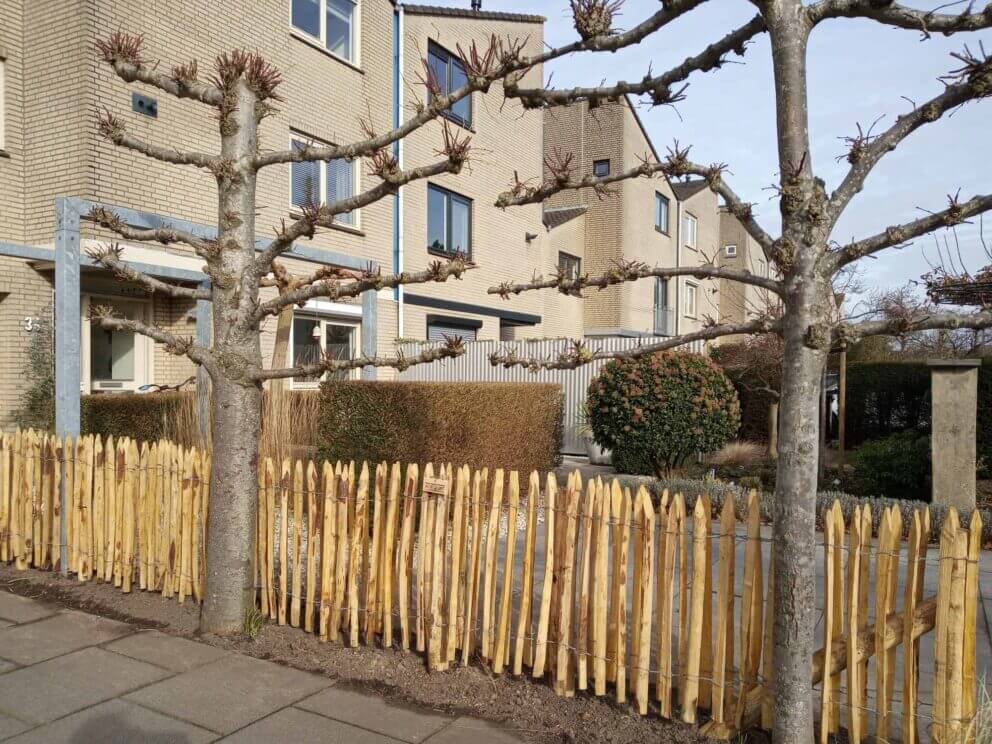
[
  {"x1": 398, "y1": 11, "x2": 545, "y2": 341},
  {"x1": 539, "y1": 213, "x2": 585, "y2": 339},
  {"x1": 0, "y1": 0, "x2": 25, "y2": 242},
  {"x1": 676, "y1": 186, "x2": 721, "y2": 342},
  {"x1": 714, "y1": 209, "x2": 777, "y2": 345}
]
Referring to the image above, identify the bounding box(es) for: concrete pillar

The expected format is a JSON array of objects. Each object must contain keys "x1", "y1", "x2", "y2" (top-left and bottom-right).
[{"x1": 928, "y1": 359, "x2": 980, "y2": 510}]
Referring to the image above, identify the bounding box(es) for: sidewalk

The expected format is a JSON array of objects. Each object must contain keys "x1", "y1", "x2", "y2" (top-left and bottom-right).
[{"x1": 0, "y1": 591, "x2": 524, "y2": 743}]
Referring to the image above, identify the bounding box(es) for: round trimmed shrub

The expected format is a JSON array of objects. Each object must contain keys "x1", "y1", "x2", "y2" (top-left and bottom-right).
[
  {"x1": 850, "y1": 431, "x2": 931, "y2": 501},
  {"x1": 588, "y1": 351, "x2": 741, "y2": 477}
]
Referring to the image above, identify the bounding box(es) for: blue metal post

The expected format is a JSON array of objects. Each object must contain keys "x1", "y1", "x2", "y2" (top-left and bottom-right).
[
  {"x1": 54, "y1": 197, "x2": 81, "y2": 575},
  {"x1": 361, "y1": 289, "x2": 378, "y2": 380},
  {"x1": 196, "y1": 281, "x2": 212, "y2": 443}
]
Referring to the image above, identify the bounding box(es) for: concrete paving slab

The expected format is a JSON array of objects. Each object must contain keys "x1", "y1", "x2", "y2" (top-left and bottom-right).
[
  {"x1": 0, "y1": 610, "x2": 133, "y2": 665},
  {"x1": 297, "y1": 686, "x2": 453, "y2": 743},
  {"x1": 425, "y1": 718, "x2": 526, "y2": 744},
  {"x1": 5, "y1": 698, "x2": 217, "y2": 744},
  {"x1": 126, "y1": 653, "x2": 331, "y2": 734},
  {"x1": 105, "y1": 630, "x2": 228, "y2": 673},
  {"x1": 222, "y1": 706, "x2": 403, "y2": 743},
  {"x1": 0, "y1": 647, "x2": 169, "y2": 725},
  {"x1": 0, "y1": 712, "x2": 30, "y2": 740},
  {"x1": 0, "y1": 591, "x2": 57, "y2": 624}
]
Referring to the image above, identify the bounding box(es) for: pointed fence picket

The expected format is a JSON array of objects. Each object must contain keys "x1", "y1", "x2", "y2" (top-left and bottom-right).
[{"x1": 0, "y1": 428, "x2": 982, "y2": 742}]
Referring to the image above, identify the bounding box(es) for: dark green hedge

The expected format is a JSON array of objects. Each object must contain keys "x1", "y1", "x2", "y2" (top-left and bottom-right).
[
  {"x1": 317, "y1": 381, "x2": 564, "y2": 474},
  {"x1": 846, "y1": 359, "x2": 991, "y2": 475},
  {"x1": 81, "y1": 392, "x2": 196, "y2": 444}
]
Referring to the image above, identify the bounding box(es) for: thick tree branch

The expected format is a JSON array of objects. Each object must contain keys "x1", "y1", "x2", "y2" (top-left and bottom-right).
[
  {"x1": 97, "y1": 111, "x2": 221, "y2": 169},
  {"x1": 489, "y1": 318, "x2": 782, "y2": 371},
  {"x1": 254, "y1": 258, "x2": 472, "y2": 320},
  {"x1": 809, "y1": 1, "x2": 992, "y2": 36},
  {"x1": 829, "y1": 50, "x2": 992, "y2": 219},
  {"x1": 89, "y1": 307, "x2": 216, "y2": 373},
  {"x1": 503, "y1": 14, "x2": 766, "y2": 108},
  {"x1": 86, "y1": 243, "x2": 210, "y2": 300},
  {"x1": 839, "y1": 308, "x2": 992, "y2": 343},
  {"x1": 250, "y1": 337, "x2": 467, "y2": 381},
  {"x1": 96, "y1": 32, "x2": 224, "y2": 106},
  {"x1": 86, "y1": 206, "x2": 215, "y2": 257},
  {"x1": 490, "y1": 258, "x2": 783, "y2": 299},
  {"x1": 255, "y1": 142, "x2": 470, "y2": 271},
  {"x1": 833, "y1": 192, "x2": 992, "y2": 269}
]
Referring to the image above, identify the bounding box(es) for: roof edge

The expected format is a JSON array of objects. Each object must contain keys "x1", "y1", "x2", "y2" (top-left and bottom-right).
[{"x1": 398, "y1": 3, "x2": 545, "y2": 24}]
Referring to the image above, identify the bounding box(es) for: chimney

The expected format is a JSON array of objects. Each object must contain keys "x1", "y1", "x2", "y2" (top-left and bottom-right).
[{"x1": 471, "y1": 0, "x2": 482, "y2": 10}]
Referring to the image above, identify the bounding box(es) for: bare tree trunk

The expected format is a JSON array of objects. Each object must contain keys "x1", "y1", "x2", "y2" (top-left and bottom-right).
[
  {"x1": 202, "y1": 377, "x2": 261, "y2": 633},
  {"x1": 200, "y1": 78, "x2": 264, "y2": 634}
]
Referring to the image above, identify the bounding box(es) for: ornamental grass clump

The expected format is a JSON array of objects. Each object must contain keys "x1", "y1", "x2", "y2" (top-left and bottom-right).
[{"x1": 588, "y1": 351, "x2": 741, "y2": 477}]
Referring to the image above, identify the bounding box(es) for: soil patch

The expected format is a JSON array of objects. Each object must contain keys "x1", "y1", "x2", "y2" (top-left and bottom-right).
[{"x1": 0, "y1": 564, "x2": 716, "y2": 744}]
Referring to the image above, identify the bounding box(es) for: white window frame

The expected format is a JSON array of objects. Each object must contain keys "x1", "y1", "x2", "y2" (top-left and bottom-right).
[
  {"x1": 80, "y1": 294, "x2": 154, "y2": 394},
  {"x1": 290, "y1": 0, "x2": 361, "y2": 67},
  {"x1": 757, "y1": 257, "x2": 767, "y2": 276},
  {"x1": 0, "y1": 55, "x2": 6, "y2": 152},
  {"x1": 289, "y1": 132, "x2": 360, "y2": 229},
  {"x1": 724, "y1": 244, "x2": 737, "y2": 257},
  {"x1": 288, "y1": 308, "x2": 362, "y2": 389},
  {"x1": 684, "y1": 282, "x2": 698, "y2": 318},
  {"x1": 683, "y1": 212, "x2": 698, "y2": 250}
]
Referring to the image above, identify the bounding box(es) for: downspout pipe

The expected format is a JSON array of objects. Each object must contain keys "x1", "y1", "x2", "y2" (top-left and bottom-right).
[{"x1": 392, "y1": 3, "x2": 405, "y2": 336}]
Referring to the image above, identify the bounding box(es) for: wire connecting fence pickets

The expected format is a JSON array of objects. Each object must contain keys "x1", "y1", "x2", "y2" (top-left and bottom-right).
[{"x1": 0, "y1": 429, "x2": 982, "y2": 742}]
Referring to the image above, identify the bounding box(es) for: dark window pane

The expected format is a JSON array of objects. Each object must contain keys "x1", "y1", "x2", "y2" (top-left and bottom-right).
[
  {"x1": 450, "y1": 197, "x2": 470, "y2": 255},
  {"x1": 325, "y1": 0, "x2": 353, "y2": 59},
  {"x1": 292, "y1": 160, "x2": 321, "y2": 208},
  {"x1": 450, "y1": 60, "x2": 470, "y2": 125},
  {"x1": 293, "y1": 317, "x2": 322, "y2": 381},
  {"x1": 655, "y1": 193, "x2": 669, "y2": 232},
  {"x1": 593, "y1": 159, "x2": 610, "y2": 177},
  {"x1": 428, "y1": 49, "x2": 447, "y2": 100},
  {"x1": 292, "y1": 0, "x2": 320, "y2": 37},
  {"x1": 325, "y1": 324, "x2": 354, "y2": 380},
  {"x1": 558, "y1": 252, "x2": 580, "y2": 280},
  {"x1": 327, "y1": 158, "x2": 354, "y2": 224},
  {"x1": 428, "y1": 187, "x2": 447, "y2": 253}
]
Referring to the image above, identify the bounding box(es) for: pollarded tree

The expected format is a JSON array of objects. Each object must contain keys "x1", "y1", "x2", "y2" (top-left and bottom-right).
[{"x1": 85, "y1": 3, "x2": 992, "y2": 741}]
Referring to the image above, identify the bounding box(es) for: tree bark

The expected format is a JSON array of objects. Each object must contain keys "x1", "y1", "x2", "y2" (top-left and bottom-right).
[
  {"x1": 768, "y1": 401, "x2": 779, "y2": 460},
  {"x1": 200, "y1": 78, "x2": 264, "y2": 634}
]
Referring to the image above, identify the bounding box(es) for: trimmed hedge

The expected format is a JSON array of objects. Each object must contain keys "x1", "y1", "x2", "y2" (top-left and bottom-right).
[
  {"x1": 317, "y1": 381, "x2": 564, "y2": 474},
  {"x1": 81, "y1": 392, "x2": 195, "y2": 443},
  {"x1": 846, "y1": 359, "x2": 991, "y2": 474}
]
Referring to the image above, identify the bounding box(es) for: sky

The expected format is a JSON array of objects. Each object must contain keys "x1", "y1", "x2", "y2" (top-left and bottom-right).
[{"x1": 421, "y1": 0, "x2": 991, "y2": 307}]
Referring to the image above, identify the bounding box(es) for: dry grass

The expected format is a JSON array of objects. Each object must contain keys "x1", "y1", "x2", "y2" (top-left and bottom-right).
[
  {"x1": 706, "y1": 440, "x2": 765, "y2": 468},
  {"x1": 160, "y1": 391, "x2": 205, "y2": 449},
  {"x1": 969, "y1": 679, "x2": 992, "y2": 744}
]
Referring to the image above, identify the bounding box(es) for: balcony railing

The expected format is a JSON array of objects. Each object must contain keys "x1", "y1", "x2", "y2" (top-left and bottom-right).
[{"x1": 654, "y1": 305, "x2": 676, "y2": 336}]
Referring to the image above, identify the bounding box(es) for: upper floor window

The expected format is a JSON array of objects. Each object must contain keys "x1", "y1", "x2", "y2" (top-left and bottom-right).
[
  {"x1": 593, "y1": 159, "x2": 610, "y2": 177},
  {"x1": 428, "y1": 42, "x2": 471, "y2": 128},
  {"x1": 685, "y1": 282, "x2": 698, "y2": 318},
  {"x1": 757, "y1": 258, "x2": 767, "y2": 276},
  {"x1": 682, "y1": 212, "x2": 698, "y2": 250},
  {"x1": 654, "y1": 192, "x2": 669, "y2": 234},
  {"x1": 428, "y1": 183, "x2": 472, "y2": 258},
  {"x1": 558, "y1": 252, "x2": 581, "y2": 280},
  {"x1": 292, "y1": 0, "x2": 357, "y2": 63},
  {"x1": 725, "y1": 244, "x2": 737, "y2": 257},
  {"x1": 290, "y1": 134, "x2": 357, "y2": 227}
]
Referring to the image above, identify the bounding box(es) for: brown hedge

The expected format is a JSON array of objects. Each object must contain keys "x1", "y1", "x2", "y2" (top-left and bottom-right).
[
  {"x1": 317, "y1": 381, "x2": 564, "y2": 474},
  {"x1": 81, "y1": 392, "x2": 196, "y2": 444}
]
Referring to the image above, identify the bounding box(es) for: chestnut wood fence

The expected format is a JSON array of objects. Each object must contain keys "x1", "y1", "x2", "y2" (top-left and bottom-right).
[{"x1": 0, "y1": 429, "x2": 981, "y2": 743}]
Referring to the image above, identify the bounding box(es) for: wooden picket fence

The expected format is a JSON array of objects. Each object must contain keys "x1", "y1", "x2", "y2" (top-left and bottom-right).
[{"x1": 0, "y1": 429, "x2": 982, "y2": 743}]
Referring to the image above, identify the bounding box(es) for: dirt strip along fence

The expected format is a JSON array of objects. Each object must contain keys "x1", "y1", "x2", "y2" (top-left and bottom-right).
[{"x1": 0, "y1": 429, "x2": 981, "y2": 743}]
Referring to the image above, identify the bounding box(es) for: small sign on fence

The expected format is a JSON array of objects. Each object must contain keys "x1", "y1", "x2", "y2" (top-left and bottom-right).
[{"x1": 422, "y1": 476, "x2": 448, "y2": 495}]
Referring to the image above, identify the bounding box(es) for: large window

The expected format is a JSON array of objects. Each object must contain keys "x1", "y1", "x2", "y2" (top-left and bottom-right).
[
  {"x1": 291, "y1": 314, "x2": 358, "y2": 385},
  {"x1": 290, "y1": 135, "x2": 357, "y2": 226},
  {"x1": 654, "y1": 192, "x2": 669, "y2": 234},
  {"x1": 682, "y1": 212, "x2": 698, "y2": 250},
  {"x1": 427, "y1": 42, "x2": 471, "y2": 128},
  {"x1": 292, "y1": 0, "x2": 357, "y2": 63},
  {"x1": 427, "y1": 184, "x2": 472, "y2": 258},
  {"x1": 82, "y1": 296, "x2": 151, "y2": 393},
  {"x1": 558, "y1": 251, "x2": 581, "y2": 280}
]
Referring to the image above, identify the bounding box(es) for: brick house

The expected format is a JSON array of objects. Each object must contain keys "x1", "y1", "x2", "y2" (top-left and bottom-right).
[{"x1": 0, "y1": 0, "x2": 569, "y2": 429}]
